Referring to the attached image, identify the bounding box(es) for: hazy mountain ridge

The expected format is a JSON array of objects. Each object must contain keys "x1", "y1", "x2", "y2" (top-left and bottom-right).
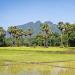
[
  {"x1": 17, "y1": 21, "x2": 60, "y2": 34},
  {"x1": 6, "y1": 21, "x2": 60, "y2": 37}
]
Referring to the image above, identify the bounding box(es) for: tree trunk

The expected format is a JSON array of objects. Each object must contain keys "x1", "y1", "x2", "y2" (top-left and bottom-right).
[
  {"x1": 66, "y1": 33, "x2": 69, "y2": 47},
  {"x1": 29, "y1": 35, "x2": 32, "y2": 46},
  {"x1": 60, "y1": 33, "x2": 63, "y2": 47}
]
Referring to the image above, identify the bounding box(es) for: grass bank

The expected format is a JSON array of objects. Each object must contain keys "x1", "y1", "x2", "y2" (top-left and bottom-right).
[
  {"x1": 0, "y1": 47, "x2": 75, "y2": 51},
  {"x1": 0, "y1": 47, "x2": 75, "y2": 63}
]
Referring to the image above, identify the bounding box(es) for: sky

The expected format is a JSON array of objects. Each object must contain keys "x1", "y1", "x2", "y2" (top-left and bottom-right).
[{"x1": 0, "y1": 0, "x2": 75, "y2": 29}]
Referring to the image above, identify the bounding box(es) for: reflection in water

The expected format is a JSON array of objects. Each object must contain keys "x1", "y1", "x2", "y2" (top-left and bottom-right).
[{"x1": 0, "y1": 61, "x2": 75, "y2": 75}]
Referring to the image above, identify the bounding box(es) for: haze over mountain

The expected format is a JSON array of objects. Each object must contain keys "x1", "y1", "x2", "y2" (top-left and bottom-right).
[
  {"x1": 17, "y1": 21, "x2": 60, "y2": 34},
  {"x1": 6, "y1": 21, "x2": 60, "y2": 37}
]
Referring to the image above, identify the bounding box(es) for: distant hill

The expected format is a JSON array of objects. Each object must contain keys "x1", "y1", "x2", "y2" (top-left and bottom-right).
[{"x1": 17, "y1": 21, "x2": 60, "y2": 34}]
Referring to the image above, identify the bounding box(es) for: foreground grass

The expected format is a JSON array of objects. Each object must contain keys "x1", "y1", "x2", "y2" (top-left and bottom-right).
[
  {"x1": 0, "y1": 47, "x2": 75, "y2": 51},
  {"x1": 0, "y1": 47, "x2": 75, "y2": 62}
]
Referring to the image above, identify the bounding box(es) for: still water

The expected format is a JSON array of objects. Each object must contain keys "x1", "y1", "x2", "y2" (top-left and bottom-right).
[{"x1": 0, "y1": 61, "x2": 75, "y2": 75}]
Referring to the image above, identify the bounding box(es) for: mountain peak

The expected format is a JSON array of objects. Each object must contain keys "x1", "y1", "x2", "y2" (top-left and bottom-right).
[
  {"x1": 16, "y1": 21, "x2": 60, "y2": 34},
  {"x1": 44, "y1": 21, "x2": 53, "y2": 25},
  {"x1": 35, "y1": 21, "x2": 41, "y2": 24}
]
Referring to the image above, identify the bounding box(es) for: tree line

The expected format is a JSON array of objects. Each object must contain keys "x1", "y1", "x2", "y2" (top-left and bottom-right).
[{"x1": 0, "y1": 22, "x2": 75, "y2": 47}]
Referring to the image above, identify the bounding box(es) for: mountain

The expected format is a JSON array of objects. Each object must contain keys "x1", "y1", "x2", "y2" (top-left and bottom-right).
[
  {"x1": 17, "y1": 21, "x2": 60, "y2": 34},
  {"x1": 44, "y1": 21, "x2": 60, "y2": 33}
]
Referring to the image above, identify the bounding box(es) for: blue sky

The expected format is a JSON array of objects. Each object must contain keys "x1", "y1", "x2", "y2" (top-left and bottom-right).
[{"x1": 0, "y1": 0, "x2": 75, "y2": 29}]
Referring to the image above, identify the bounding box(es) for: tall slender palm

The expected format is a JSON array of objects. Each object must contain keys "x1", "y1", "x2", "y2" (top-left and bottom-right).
[
  {"x1": 15, "y1": 28, "x2": 22, "y2": 46},
  {"x1": 0, "y1": 27, "x2": 6, "y2": 46},
  {"x1": 8, "y1": 26, "x2": 20, "y2": 46},
  {"x1": 65, "y1": 23, "x2": 75, "y2": 47},
  {"x1": 40, "y1": 23, "x2": 52, "y2": 47},
  {"x1": 64, "y1": 22, "x2": 70, "y2": 47},
  {"x1": 27, "y1": 28, "x2": 33, "y2": 46},
  {"x1": 18, "y1": 29, "x2": 24, "y2": 46},
  {"x1": 7, "y1": 26, "x2": 14, "y2": 37},
  {"x1": 58, "y1": 22, "x2": 65, "y2": 47},
  {"x1": 12, "y1": 26, "x2": 24, "y2": 46}
]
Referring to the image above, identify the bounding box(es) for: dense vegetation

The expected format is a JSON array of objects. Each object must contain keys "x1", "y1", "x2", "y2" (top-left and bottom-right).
[{"x1": 0, "y1": 22, "x2": 75, "y2": 47}]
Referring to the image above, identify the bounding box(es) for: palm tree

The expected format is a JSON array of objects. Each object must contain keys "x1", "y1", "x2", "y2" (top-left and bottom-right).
[
  {"x1": 64, "y1": 22, "x2": 70, "y2": 47},
  {"x1": 58, "y1": 22, "x2": 66, "y2": 47},
  {"x1": 23, "y1": 30, "x2": 28, "y2": 37},
  {"x1": 40, "y1": 23, "x2": 52, "y2": 47},
  {"x1": 7, "y1": 26, "x2": 21, "y2": 46},
  {"x1": 7, "y1": 26, "x2": 14, "y2": 37},
  {"x1": 15, "y1": 28, "x2": 22, "y2": 46},
  {"x1": 65, "y1": 23, "x2": 75, "y2": 47},
  {"x1": 18, "y1": 29, "x2": 24, "y2": 46},
  {"x1": 27, "y1": 28, "x2": 33, "y2": 46},
  {"x1": 12, "y1": 27, "x2": 24, "y2": 46},
  {"x1": 0, "y1": 27, "x2": 6, "y2": 46},
  {"x1": 7, "y1": 26, "x2": 16, "y2": 46}
]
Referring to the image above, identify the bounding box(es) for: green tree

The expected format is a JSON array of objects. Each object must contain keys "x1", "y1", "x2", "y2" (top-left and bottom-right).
[
  {"x1": 27, "y1": 28, "x2": 33, "y2": 46},
  {"x1": 50, "y1": 32, "x2": 60, "y2": 46},
  {"x1": 68, "y1": 24, "x2": 75, "y2": 47},
  {"x1": 0, "y1": 27, "x2": 6, "y2": 46},
  {"x1": 58, "y1": 22, "x2": 75, "y2": 47},
  {"x1": 7, "y1": 26, "x2": 23, "y2": 46},
  {"x1": 7, "y1": 26, "x2": 14, "y2": 37},
  {"x1": 58, "y1": 22, "x2": 65, "y2": 47},
  {"x1": 40, "y1": 23, "x2": 52, "y2": 47},
  {"x1": 35, "y1": 32, "x2": 44, "y2": 46},
  {"x1": 63, "y1": 22, "x2": 71, "y2": 47}
]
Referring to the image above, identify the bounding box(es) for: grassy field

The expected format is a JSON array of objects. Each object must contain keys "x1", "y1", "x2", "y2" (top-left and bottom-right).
[
  {"x1": 0, "y1": 47, "x2": 75, "y2": 63},
  {"x1": 0, "y1": 47, "x2": 75, "y2": 51}
]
